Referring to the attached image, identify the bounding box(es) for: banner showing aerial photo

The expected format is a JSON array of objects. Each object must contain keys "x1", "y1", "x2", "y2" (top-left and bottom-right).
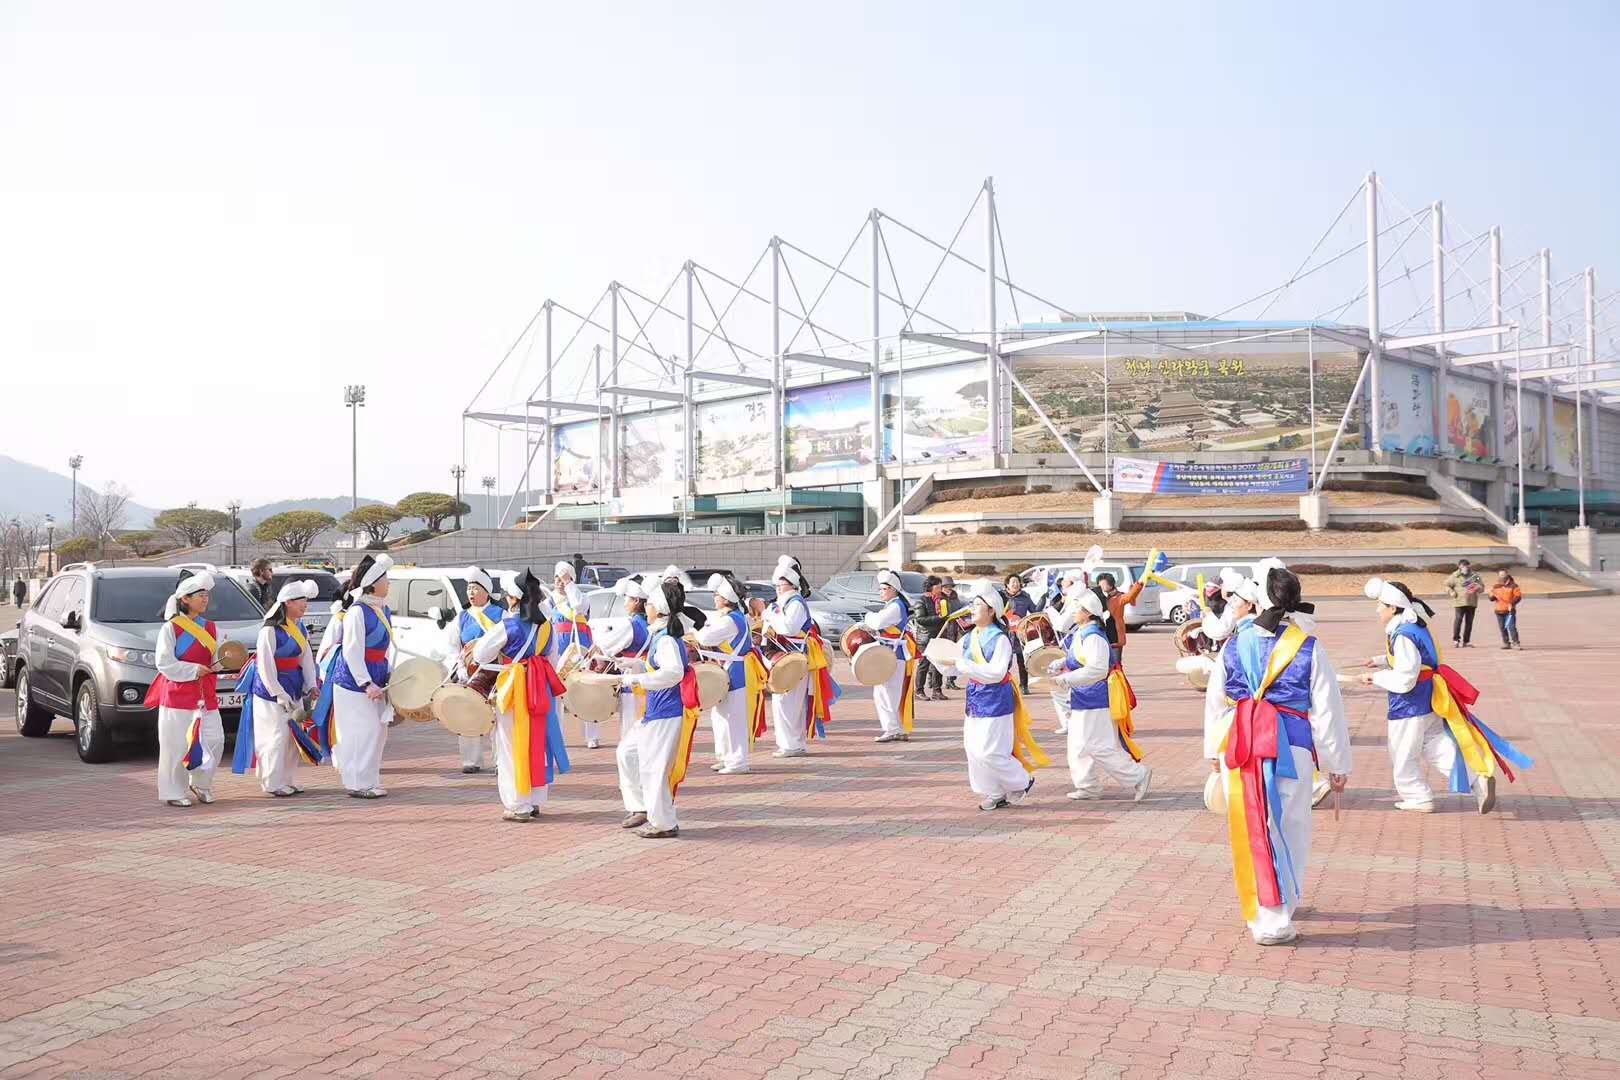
[
  {"x1": 552, "y1": 418, "x2": 604, "y2": 493},
  {"x1": 1010, "y1": 347, "x2": 1364, "y2": 456},
  {"x1": 785, "y1": 381, "x2": 874, "y2": 473},
  {"x1": 695, "y1": 394, "x2": 774, "y2": 489},
  {"x1": 621, "y1": 409, "x2": 683, "y2": 488},
  {"x1": 880, "y1": 361, "x2": 989, "y2": 465}
]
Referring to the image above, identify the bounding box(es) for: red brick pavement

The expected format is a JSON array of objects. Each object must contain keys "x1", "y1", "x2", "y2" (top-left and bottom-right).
[{"x1": 1, "y1": 596, "x2": 1618, "y2": 1079}]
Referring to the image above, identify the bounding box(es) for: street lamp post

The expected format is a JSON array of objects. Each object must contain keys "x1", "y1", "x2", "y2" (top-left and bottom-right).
[
  {"x1": 481, "y1": 476, "x2": 496, "y2": 529},
  {"x1": 450, "y1": 465, "x2": 466, "y2": 531},
  {"x1": 227, "y1": 500, "x2": 242, "y2": 565},
  {"x1": 68, "y1": 455, "x2": 83, "y2": 532},
  {"x1": 344, "y1": 385, "x2": 367, "y2": 549},
  {"x1": 44, "y1": 515, "x2": 55, "y2": 577}
]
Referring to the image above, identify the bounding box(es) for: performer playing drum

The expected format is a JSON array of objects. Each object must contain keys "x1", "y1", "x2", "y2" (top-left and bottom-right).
[
  {"x1": 593, "y1": 575, "x2": 652, "y2": 758},
  {"x1": 547, "y1": 560, "x2": 598, "y2": 747},
  {"x1": 616, "y1": 579, "x2": 703, "y2": 838},
  {"x1": 1047, "y1": 588, "x2": 1151, "y2": 803},
  {"x1": 232, "y1": 579, "x2": 320, "y2": 796},
  {"x1": 469, "y1": 569, "x2": 569, "y2": 821},
  {"x1": 446, "y1": 565, "x2": 504, "y2": 774},
  {"x1": 862, "y1": 569, "x2": 918, "y2": 744},
  {"x1": 763, "y1": 557, "x2": 834, "y2": 757},
  {"x1": 148, "y1": 572, "x2": 229, "y2": 807},
  {"x1": 694, "y1": 573, "x2": 766, "y2": 774},
  {"x1": 329, "y1": 554, "x2": 396, "y2": 799},
  {"x1": 1046, "y1": 570, "x2": 1086, "y2": 735}
]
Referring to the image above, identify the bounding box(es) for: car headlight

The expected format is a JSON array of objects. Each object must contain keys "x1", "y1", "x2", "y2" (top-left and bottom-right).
[{"x1": 103, "y1": 645, "x2": 158, "y2": 667}]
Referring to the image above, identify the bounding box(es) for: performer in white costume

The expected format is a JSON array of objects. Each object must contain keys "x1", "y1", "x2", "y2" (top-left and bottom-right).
[
  {"x1": 1048, "y1": 588, "x2": 1152, "y2": 802},
  {"x1": 446, "y1": 565, "x2": 504, "y2": 773},
  {"x1": 1047, "y1": 571, "x2": 1087, "y2": 734},
  {"x1": 149, "y1": 572, "x2": 227, "y2": 807},
  {"x1": 695, "y1": 573, "x2": 765, "y2": 774},
  {"x1": 329, "y1": 554, "x2": 396, "y2": 799},
  {"x1": 596, "y1": 575, "x2": 652, "y2": 763},
  {"x1": 764, "y1": 560, "x2": 815, "y2": 757},
  {"x1": 616, "y1": 579, "x2": 702, "y2": 838},
  {"x1": 1204, "y1": 565, "x2": 1350, "y2": 945},
  {"x1": 547, "y1": 560, "x2": 598, "y2": 746},
  {"x1": 231, "y1": 579, "x2": 319, "y2": 796},
  {"x1": 862, "y1": 569, "x2": 918, "y2": 743}
]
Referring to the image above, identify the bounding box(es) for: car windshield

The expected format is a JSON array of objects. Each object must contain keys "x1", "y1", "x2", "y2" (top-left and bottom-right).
[
  {"x1": 93, "y1": 574, "x2": 263, "y2": 624},
  {"x1": 269, "y1": 572, "x2": 343, "y2": 602},
  {"x1": 446, "y1": 579, "x2": 470, "y2": 607},
  {"x1": 807, "y1": 589, "x2": 830, "y2": 601},
  {"x1": 591, "y1": 567, "x2": 627, "y2": 586},
  {"x1": 684, "y1": 589, "x2": 716, "y2": 610}
]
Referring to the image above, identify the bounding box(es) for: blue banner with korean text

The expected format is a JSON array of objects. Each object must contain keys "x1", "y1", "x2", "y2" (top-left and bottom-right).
[{"x1": 1112, "y1": 456, "x2": 1309, "y2": 495}]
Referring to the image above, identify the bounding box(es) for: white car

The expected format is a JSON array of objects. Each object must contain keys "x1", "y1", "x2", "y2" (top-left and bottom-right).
[
  {"x1": 1154, "y1": 561, "x2": 1261, "y2": 625},
  {"x1": 388, "y1": 566, "x2": 520, "y2": 665},
  {"x1": 584, "y1": 587, "x2": 720, "y2": 655},
  {"x1": 1024, "y1": 561, "x2": 1155, "y2": 629}
]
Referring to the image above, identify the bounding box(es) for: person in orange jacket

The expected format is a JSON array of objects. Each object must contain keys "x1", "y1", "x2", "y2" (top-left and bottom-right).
[{"x1": 1488, "y1": 570, "x2": 1522, "y2": 650}]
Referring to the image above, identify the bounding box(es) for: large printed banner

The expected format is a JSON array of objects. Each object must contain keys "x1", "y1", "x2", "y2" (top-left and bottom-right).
[
  {"x1": 1550, "y1": 400, "x2": 1580, "y2": 475},
  {"x1": 1010, "y1": 348, "x2": 1364, "y2": 456},
  {"x1": 1113, "y1": 456, "x2": 1310, "y2": 495},
  {"x1": 622, "y1": 409, "x2": 683, "y2": 488},
  {"x1": 1504, "y1": 389, "x2": 1544, "y2": 468},
  {"x1": 785, "y1": 381, "x2": 873, "y2": 473},
  {"x1": 1446, "y1": 376, "x2": 1495, "y2": 459},
  {"x1": 552, "y1": 419, "x2": 603, "y2": 494},
  {"x1": 1376, "y1": 357, "x2": 1438, "y2": 454},
  {"x1": 881, "y1": 361, "x2": 989, "y2": 464},
  {"x1": 695, "y1": 394, "x2": 773, "y2": 488}
]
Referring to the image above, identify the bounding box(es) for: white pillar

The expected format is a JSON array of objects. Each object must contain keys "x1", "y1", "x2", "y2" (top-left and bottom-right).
[
  {"x1": 870, "y1": 210, "x2": 882, "y2": 484},
  {"x1": 1432, "y1": 202, "x2": 1448, "y2": 457},
  {"x1": 609, "y1": 283, "x2": 621, "y2": 496},
  {"x1": 1581, "y1": 268, "x2": 1594, "y2": 526},
  {"x1": 1541, "y1": 249, "x2": 1553, "y2": 471},
  {"x1": 1366, "y1": 172, "x2": 1383, "y2": 450},
  {"x1": 1490, "y1": 229, "x2": 1504, "y2": 462},
  {"x1": 985, "y1": 177, "x2": 1001, "y2": 457},
  {"x1": 1308, "y1": 327, "x2": 1317, "y2": 481},
  {"x1": 683, "y1": 262, "x2": 696, "y2": 533},
  {"x1": 593, "y1": 344, "x2": 604, "y2": 529},
  {"x1": 772, "y1": 238, "x2": 785, "y2": 534},
  {"x1": 543, "y1": 300, "x2": 554, "y2": 504}
]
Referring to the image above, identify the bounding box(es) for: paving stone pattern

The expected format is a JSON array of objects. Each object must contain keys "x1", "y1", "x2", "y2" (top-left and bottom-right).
[{"x1": 1, "y1": 596, "x2": 1617, "y2": 1079}]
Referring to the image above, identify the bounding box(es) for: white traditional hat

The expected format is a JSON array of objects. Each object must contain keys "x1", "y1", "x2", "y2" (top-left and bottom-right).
[
  {"x1": 1249, "y1": 558, "x2": 1288, "y2": 611},
  {"x1": 465, "y1": 566, "x2": 494, "y2": 595},
  {"x1": 349, "y1": 554, "x2": 393, "y2": 598},
  {"x1": 647, "y1": 580, "x2": 674, "y2": 616},
  {"x1": 706, "y1": 573, "x2": 740, "y2": 606},
  {"x1": 164, "y1": 571, "x2": 216, "y2": 619},
  {"x1": 875, "y1": 569, "x2": 902, "y2": 592},
  {"x1": 553, "y1": 560, "x2": 576, "y2": 581},
  {"x1": 264, "y1": 578, "x2": 319, "y2": 623},
  {"x1": 1364, "y1": 576, "x2": 1422, "y2": 625},
  {"x1": 967, "y1": 579, "x2": 1004, "y2": 617},
  {"x1": 1217, "y1": 567, "x2": 1247, "y2": 594},
  {"x1": 1075, "y1": 587, "x2": 1109, "y2": 622},
  {"x1": 661, "y1": 564, "x2": 684, "y2": 582},
  {"x1": 775, "y1": 563, "x2": 802, "y2": 588},
  {"x1": 615, "y1": 575, "x2": 648, "y2": 600}
]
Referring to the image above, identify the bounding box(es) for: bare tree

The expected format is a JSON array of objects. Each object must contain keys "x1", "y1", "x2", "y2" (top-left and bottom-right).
[
  {"x1": 2, "y1": 516, "x2": 47, "y2": 589},
  {"x1": 78, "y1": 483, "x2": 133, "y2": 556}
]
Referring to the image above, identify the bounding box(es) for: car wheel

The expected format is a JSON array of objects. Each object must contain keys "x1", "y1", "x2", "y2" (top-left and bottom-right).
[
  {"x1": 1168, "y1": 605, "x2": 1188, "y2": 626},
  {"x1": 15, "y1": 667, "x2": 55, "y2": 737},
  {"x1": 75, "y1": 678, "x2": 116, "y2": 764}
]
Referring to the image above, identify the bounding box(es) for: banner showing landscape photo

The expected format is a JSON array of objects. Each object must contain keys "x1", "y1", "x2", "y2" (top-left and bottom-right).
[
  {"x1": 786, "y1": 380, "x2": 874, "y2": 473},
  {"x1": 552, "y1": 419, "x2": 603, "y2": 494},
  {"x1": 695, "y1": 394, "x2": 774, "y2": 488},
  {"x1": 1445, "y1": 376, "x2": 1496, "y2": 460},
  {"x1": 1549, "y1": 399, "x2": 1580, "y2": 475},
  {"x1": 1376, "y1": 357, "x2": 1438, "y2": 454},
  {"x1": 621, "y1": 408, "x2": 684, "y2": 488},
  {"x1": 880, "y1": 361, "x2": 989, "y2": 464},
  {"x1": 1009, "y1": 346, "x2": 1363, "y2": 457},
  {"x1": 1504, "y1": 389, "x2": 1544, "y2": 468}
]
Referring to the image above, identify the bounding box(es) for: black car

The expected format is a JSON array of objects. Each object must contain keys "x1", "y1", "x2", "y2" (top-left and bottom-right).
[{"x1": 1, "y1": 628, "x2": 17, "y2": 689}]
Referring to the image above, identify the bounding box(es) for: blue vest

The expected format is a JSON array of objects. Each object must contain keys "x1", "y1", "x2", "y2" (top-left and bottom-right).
[
  {"x1": 881, "y1": 598, "x2": 912, "y2": 657},
  {"x1": 720, "y1": 610, "x2": 754, "y2": 691},
  {"x1": 332, "y1": 604, "x2": 393, "y2": 690},
  {"x1": 964, "y1": 625, "x2": 1015, "y2": 718},
  {"x1": 642, "y1": 629, "x2": 688, "y2": 722},
  {"x1": 250, "y1": 624, "x2": 308, "y2": 701},
  {"x1": 550, "y1": 601, "x2": 593, "y2": 651},
  {"x1": 1222, "y1": 623, "x2": 1317, "y2": 752},
  {"x1": 500, "y1": 616, "x2": 543, "y2": 662},
  {"x1": 617, "y1": 615, "x2": 651, "y2": 697},
  {"x1": 1386, "y1": 621, "x2": 1438, "y2": 720},
  {"x1": 457, "y1": 603, "x2": 503, "y2": 645},
  {"x1": 773, "y1": 595, "x2": 810, "y2": 652},
  {"x1": 1065, "y1": 623, "x2": 1111, "y2": 711}
]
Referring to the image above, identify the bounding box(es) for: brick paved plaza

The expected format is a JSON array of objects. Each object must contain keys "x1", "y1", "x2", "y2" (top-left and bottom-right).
[{"x1": 2, "y1": 596, "x2": 1618, "y2": 1079}]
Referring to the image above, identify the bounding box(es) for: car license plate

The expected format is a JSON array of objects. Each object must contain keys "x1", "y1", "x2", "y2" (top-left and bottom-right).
[{"x1": 218, "y1": 692, "x2": 245, "y2": 710}]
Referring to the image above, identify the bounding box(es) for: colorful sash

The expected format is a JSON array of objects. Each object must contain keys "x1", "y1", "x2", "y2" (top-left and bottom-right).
[
  {"x1": 878, "y1": 624, "x2": 920, "y2": 733},
  {"x1": 1407, "y1": 646, "x2": 1534, "y2": 790},
  {"x1": 715, "y1": 618, "x2": 769, "y2": 746},
  {"x1": 1107, "y1": 662, "x2": 1143, "y2": 761},
  {"x1": 309, "y1": 648, "x2": 340, "y2": 758},
  {"x1": 232, "y1": 622, "x2": 318, "y2": 773},
  {"x1": 1223, "y1": 624, "x2": 1310, "y2": 922},
  {"x1": 966, "y1": 628, "x2": 1049, "y2": 774},
  {"x1": 143, "y1": 614, "x2": 221, "y2": 711},
  {"x1": 493, "y1": 629, "x2": 570, "y2": 799}
]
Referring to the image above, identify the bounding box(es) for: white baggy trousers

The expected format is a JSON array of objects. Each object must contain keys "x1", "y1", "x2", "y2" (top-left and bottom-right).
[
  {"x1": 772, "y1": 682, "x2": 809, "y2": 753},
  {"x1": 711, "y1": 686, "x2": 749, "y2": 770},
  {"x1": 872, "y1": 659, "x2": 907, "y2": 736},
  {"x1": 963, "y1": 712, "x2": 1028, "y2": 798},
  {"x1": 157, "y1": 705, "x2": 223, "y2": 802},
  {"x1": 492, "y1": 706, "x2": 547, "y2": 813},
  {"x1": 1388, "y1": 711, "x2": 1458, "y2": 804},
  {"x1": 1068, "y1": 705, "x2": 1146, "y2": 795},
  {"x1": 1223, "y1": 745, "x2": 1316, "y2": 941},
  {"x1": 458, "y1": 733, "x2": 491, "y2": 769},
  {"x1": 617, "y1": 712, "x2": 683, "y2": 830},
  {"x1": 251, "y1": 697, "x2": 300, "y2": 793},
  {"x1": 331, "y1": 686, "x2": 390, "y2": 792}
]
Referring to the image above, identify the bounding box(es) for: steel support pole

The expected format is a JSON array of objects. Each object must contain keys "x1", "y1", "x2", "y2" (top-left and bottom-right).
[
  {"x1": 870, "y1": 211, "x2": 881, "y2": 488},
  {"x1": 1515, "y1": 328, "x2": 1525, "y2": 523},
  {"x1": 609, "y1": 283, "x2": 620, "y2": 497},
  {"x1": 1102, "y1": 332, "x2": 1111, "y2": 487},
  {"x1": 1581, "y1": 268, "x2": 1593, "y2": 526},
  {"x1": 1308, "y1": 328, "x2": 1317, "y2": 482},
  {"x1": 1366, "y1": 172, "x2": 1383, "y2": 450},
  {"x1": 1541, "y1": 249, "x2": 1553, "y2": 470},
  {"x1": 773, "y1": 239, "x2": 786, "y2": 534},
  {"x1": 1432, "y1": 202, "x2": 1448, "y2": 456},
  {"x1": 594, "y1": 345, "x2": 604, "y2": 530},
  {"x1": 543, "y1": 301, "x2": 554, "y2": 505},
  {"x1": 985, "y1": 177, "x2": 1000, "y2": 457},
  {"x1": 683, "y1": 263, "x2": 696, "y2": 534},
  {"x1": 897, "y1": 335, "x2": 906, "y2": 539},
  {"x1": 1490, "y1": 229, "x2": 1504, "y2": 461}
]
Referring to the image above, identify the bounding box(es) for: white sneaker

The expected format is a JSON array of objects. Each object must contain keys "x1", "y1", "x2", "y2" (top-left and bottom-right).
[
  {"x1": 1132, "y1": 767, "x2": 1153, "y2": 803},
  {"x1": 369, "y1": 786, "x2": 388, "y2": 798},
  {"x1": 978, "y1": 795, "x2": 1008, "y2": 811},
  {"x1": 874, "y1": 732, "x2": 899, "y2": 743},
  {"x1": 1066, "y1": 789, "x2": 1102, "y2": 801},
  {"x1": 718, "y1": 765, "x2": 750, "y2": 775},
  {"x1": 771, "y1": 749, "x2": 789, "y2": 758},
  {"x1": 586, "y1": 739, "x2": 600, "y2": 750},
  {"x1": 1394, "y1": 799, "x2": 1434, "y2": 813},
  {"x1": 1054, "y1": 725, "x2": 1068, "y2": 735},
  {"x1": 189, "y1": 787, "x2": 215, "y2": 805},
  {"x1": 165, "y1": 798, "x2": 194, "y2": 808},
  {"x1": 710, "y1": 762, "x2": 726, "y2": 771},
  {"x1": 1254, "y1": 927, "x2": 1299, "y2": 946},
  {"x1": 782, "y1": 748, "x2": 808, "y2": 758},
  {"x1": 1006, "y1": 776, "x2": 1036, "y2": 806}
]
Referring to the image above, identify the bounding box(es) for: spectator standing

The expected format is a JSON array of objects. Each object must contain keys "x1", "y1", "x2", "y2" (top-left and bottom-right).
[
  {"x1": 1488, "y1": 570, "x2": 1523, "y2": 650},
  {"x1": 912, "y1": 576, "x2": 948, "y2": 702},
  {"x1": 247, "y1": 558, "x2": 275, "y2": 610},
  {"x1": 571, "y1": 552, "x2": 586, "y2": 583},
  {"x1": 1004, "y1": 572, "x2": 1034, "y2": 694},
  {"x1": 1443, "y1": 559, "x2": 1484, "y2": 647},
  {"x1": 940, "y1": 577, "x2": 965, "y2": 690},
  {"x1": 11, "y1": 578, "x2": 25, "y2": 608}
]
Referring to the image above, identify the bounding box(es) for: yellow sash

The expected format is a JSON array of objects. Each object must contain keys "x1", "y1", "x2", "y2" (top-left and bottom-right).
[
  {"x1": 470, "y1": 606, "x2": 496, "y2": 632},
  {"x1": 716, "y1": 621, "x2": 767, "y2": 747},
  {"x1": 172, "y1": 614, "x2": 218, "y2": 658},
  {"x1": 1385, "y1": 636, "x2": 1495, "y2": 779},
  {"x1": 968, "y1": 628, "x2": 1049, "y2": 773},
  {"x1": 282, "y1": 620, "x2": 309, "y2": 655}
]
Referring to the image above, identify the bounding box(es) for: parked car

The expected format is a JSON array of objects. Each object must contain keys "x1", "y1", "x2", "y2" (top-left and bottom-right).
[
  {"x1": 207, "y1": 565, "x2": 345, "y2": 641},
  {"x1": 742, "y1": 582, "x2": 866, "y2": 644},
  {"x1": 1024, "y1": 561, "x2": 1156, "y2": 629},
  {"x1": 820, "y1": 570, "x2": 928, "y2": 613},
  {"x1": 1, "y1": 628, "x2": 17, "y2": 689},
  {"x1": 584, "y1": 587, "x2": 721, "y2": 651},
  {"x1": 1154, "y1": 561, "x2": 1260, "y2": 624},
  {"x1": 13, "y1": 565, "x2": 264, "y2": 762},
  {"x1": 388, "y1": 566, "x2": 520, "y2": 665},
  {"x1": 579, "y1": 564, "x2": 629, "y2": 588}
]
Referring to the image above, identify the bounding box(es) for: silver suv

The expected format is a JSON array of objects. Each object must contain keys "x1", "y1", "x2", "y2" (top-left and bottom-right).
[{"x1": 14, "y1": 565, "x2": 263, "y2": 763}]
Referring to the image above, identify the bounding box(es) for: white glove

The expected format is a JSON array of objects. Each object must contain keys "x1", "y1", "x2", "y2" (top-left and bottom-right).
[
  {"x1": 276, "y1": 695, "x2": 296, "y2": 710},
  {"x1": 1046, "y1": 659, "x2": 1066, "y2": 676}
]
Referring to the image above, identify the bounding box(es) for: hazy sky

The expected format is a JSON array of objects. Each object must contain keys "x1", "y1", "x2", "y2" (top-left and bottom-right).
[{"x1": 5, "y1": 1, "x2": 1617, "y2": 509}]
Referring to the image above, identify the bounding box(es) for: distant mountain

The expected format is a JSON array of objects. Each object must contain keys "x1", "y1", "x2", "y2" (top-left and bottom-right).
[{"x1": 0, "y1": 454, "x2": 158, "y2": 527}]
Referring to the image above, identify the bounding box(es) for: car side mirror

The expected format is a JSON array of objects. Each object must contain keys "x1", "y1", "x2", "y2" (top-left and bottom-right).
[
  {"x1": 62, "y1": 610, "x2": 81, "y2": 631},
  {"x1": 428, "y1": 605, "x2": 451, "y2": 628}
]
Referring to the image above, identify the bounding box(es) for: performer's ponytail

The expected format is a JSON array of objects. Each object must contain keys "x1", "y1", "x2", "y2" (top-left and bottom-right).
[{"x1": 1387, "y1": 581, "x2": 1434, "y2": 625}]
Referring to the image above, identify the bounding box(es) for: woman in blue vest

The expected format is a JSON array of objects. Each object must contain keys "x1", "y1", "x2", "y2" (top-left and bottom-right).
[
  {"x1": 232, "y1": 579, "x2": 319, "y2": 796},
  {"x1": 447, "y1": 565, "x2": 504, "y2": 774},
  {"x1": 863, "y1": 569, "x2": 918, "y2": 744},
  {"x1": 331, "y1": 553, "x2": 395, "y2": 799},
  {"x1": 695, "y1": 572, "x2": 765, "y2": 774},
  {"x1": 548, "y1": 560, "x2": 599, "y2": 747},
  {"x1": 469, "y1": 568, "x2": 567, "y2": 821},
  {"x1": 1049, "y1": 587, "x2": 1152, "y2": 803},
  {"x1": 596, "y1": 575, "x2": 652, "y2": 758},
  {"x1": 933, "y1": 580, "x2": 1050, "y2": 811},
  {"x1": 1045, "y1": 570, "x2": 1085, "y2": 735},
  {"x1": 1357, "y1": 577, "x2": 1531, "y2": 814},
  {"x1": 616, "y1": 579, "x2": 699, "y2": 838},
  {"x1": 1204, "y1": 566, "x2": 1350, "y2": 945}
]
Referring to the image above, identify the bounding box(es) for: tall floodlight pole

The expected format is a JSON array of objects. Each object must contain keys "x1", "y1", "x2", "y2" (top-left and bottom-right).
[
  {"x1": 45, "y1": 516, "x2": 55, "y2": 577},
  {"x1": 1581, "y1": 268, "x2": 1593, "y2": 527},
  {"x1": 985, "y1": 177, "x2": 1000, "y2": 457},
  {"x1": 343, "y1": 385, "x2": 366, "y2": 549},
  {"x1": 227, "y1": 500, "x2": 241, "y2": 564},
  {"x1": 68, "y1": 455, "x2": 83, "y2": 532},
  {"x1": 450, "y1": 465, "x2": 466, "y2": 530},
  {"x1": 481, "y1": 476, "x2": 496, "y2": 528},
  {"x1": 1366, "y1": 172, "x2": 1382, "y2": 450}
]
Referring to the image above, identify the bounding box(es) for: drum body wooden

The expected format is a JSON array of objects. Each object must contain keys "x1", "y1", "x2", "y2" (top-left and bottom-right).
[
  {"x1": 432, "y1": 685, "x2": 495, "y2": 737},
  {"x1": 840, "y1": 626, "x2": 877, "y2": 658},
  {"x1": 217, "y1": 640, "x2": 249, "y2": 673},
  {"x1": 1016, "y1": 613, "x2": 1057, "y2": 649},
  {"x1": 1174, "y1": 620, "x2": 1206, "y2": 658},
  {"x1": 388, "y1": 657, "x2": 446, "y2": 722},
  {"x1": 1175, "y1": 655, "x2": 1215, "y2": 692},
  {"x1": 465, "y1": 666, "x2": 499, "y2": 698},
  {"x1": 694, "y1": 663, "x2": 728, "y2": 709},
  {"x1": 564, "y1": 671, "x2": 620, "y2": 725},
  {"x1": 763, "y1": 648, "x2": 808, "y2": 694},
  {"x1": 849, "y1": 641, "x2": 897, "y2": 687}
]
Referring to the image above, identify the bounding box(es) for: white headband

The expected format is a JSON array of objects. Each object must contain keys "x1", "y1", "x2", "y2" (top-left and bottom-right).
[
  {"x1": 352, "y1": 554, "x2": 392, "y2": 596},
  {"x1": 553, "y1": 561, "x2": 575, "y2": 581},
  {"x1": 615, "y1": 576, "x2": 648, "y2": 600},
  {"x1": 265, "y1": 578, "x2": 319, "y2": 623},
  {"x1": 661, "y1": 564, "x2": 683, "y2": 582},
  {"x1": 1364, "y1": 576, "x2": 1410, "y2": 610},
  {"x1": 1217, "y1": 567, "x2": 1246, "y2": 594},
  {"x1": 647, "y1": 582, "x2": 673, "y2": 616},
  {"x1": 968, "y1": 579, "x2": 1004, "y2": 617},
  {"x1": 165, "y1": 571, "x2": 216, "y2": 619},
  {"x1": 875, "y1": 569, "x2": 901, "y2": 593},
  {"x1": 776, "y1": 566, "x2": 801, "y2": 588},
  {"x1": 466, "y1": 566, "x2": 493, "y2": 595},
  {"x1": 1075, "y1": 588, "x2": 1109, "y2": 621},
  {"x1": 706, "y1": 573, "x2": 739, "y2": 606},
  {"x1": 1249, "y1": 558, "x2": 1288, "y2": 611}
]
